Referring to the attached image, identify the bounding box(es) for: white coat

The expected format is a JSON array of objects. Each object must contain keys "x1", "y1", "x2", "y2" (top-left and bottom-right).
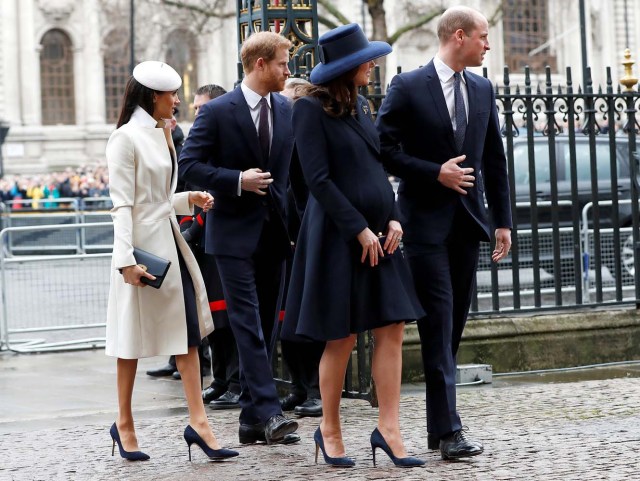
[{"x1": 105, "y1": 106, "x2": 213, "y2": 359}]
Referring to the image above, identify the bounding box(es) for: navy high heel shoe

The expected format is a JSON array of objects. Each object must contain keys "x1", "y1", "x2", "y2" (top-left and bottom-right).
[
  {"x1": 370, "y1": 428, "x2": 425, "y2": 468},
  {"x1": 109, "y1": 423, "x2": 150, "y2": 461},
  {"x1": 313, "y1": 427, "x2": 355, "y2": 467},
  {"x1": 183, "y1": 425, "x2": 239, "y2": 462}
]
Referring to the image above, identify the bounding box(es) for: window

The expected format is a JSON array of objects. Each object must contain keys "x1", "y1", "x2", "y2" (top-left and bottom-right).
[
  {"x1": 512, "y1": 143, "x2": 551, "y2": 194},
  {"x1": 103, "y1": 29, "x2": 130, "y2": 125},
  {"x1": 40, "y1": 29, "x2": 76, "y2": 125},
  {"x1": 165, "y1": 30, "x2": 199, "y2": 122},
  {"x1": 502, "y1": 0, "x2": 557, "y2": 73},
  {"x1": 562, "y1": 143, "x2": 630, "y2": 183}
]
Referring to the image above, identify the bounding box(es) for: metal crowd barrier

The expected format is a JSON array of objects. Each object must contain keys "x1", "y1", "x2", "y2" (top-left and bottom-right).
[
  {"x1": 79, "y1": 197, "x2": 114, "y2": 252},
  {"x1": 3, "y1": 198, "x2": 81, "y2": 255},
  {"x1": 0, "y1": 197, "x2": 114, "y2": 256},
  {"x1": 0, "y1": 223, "x2": 112, "y2": 353},
  {"x1": 582, "y1": 199, "x2": 637, "y2": 303}
]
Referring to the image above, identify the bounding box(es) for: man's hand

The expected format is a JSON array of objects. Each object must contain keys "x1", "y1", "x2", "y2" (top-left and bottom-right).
[
  {"x1": 492, "y1": 228, "x2": 512, "y2": 262},
  {"x1": 242, "y1": 168, "x2": 273, "y2": 196},
  {"x1": 437, "y1": 155, "x2": 475, "y2": 194}
]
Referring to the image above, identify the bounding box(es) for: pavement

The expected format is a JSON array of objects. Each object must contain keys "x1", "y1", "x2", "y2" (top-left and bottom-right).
[{"x1": 1, "y1": 349, "x2": 640, "y2": 481}]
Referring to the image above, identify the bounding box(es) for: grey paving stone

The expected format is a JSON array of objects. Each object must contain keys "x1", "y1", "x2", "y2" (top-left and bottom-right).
[{"x1": 1, "y1": 352, "x2": 640, "y2": 480}]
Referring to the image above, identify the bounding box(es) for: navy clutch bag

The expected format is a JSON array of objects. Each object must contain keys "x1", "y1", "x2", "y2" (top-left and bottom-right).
[{"x1": 132, "y1": 247, "x2": 171, "y2": 289}]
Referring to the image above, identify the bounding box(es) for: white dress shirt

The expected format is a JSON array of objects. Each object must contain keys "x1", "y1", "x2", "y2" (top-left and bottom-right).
[
  {"x1": 433, "y1": 55, "x2": 468, "y2": 131},
  {"x1": 241, "y1": 81, "x2": 273, "y2": 146},
  {"x1": 235, "y1": 82, "x2": 273, "y2": 195}
]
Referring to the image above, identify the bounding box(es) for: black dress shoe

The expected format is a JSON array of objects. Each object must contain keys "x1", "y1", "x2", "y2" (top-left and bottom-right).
[
  {"x1": 294, "y1": 398, "x2": 322, "y2": 417},
  {"x1": 264, "y1": 415, "x2": 298, "y2": 445},
  {"x1": 427, "y1": 432, "x2": 440, "y2": 450},
  {"x1": 202, "y1": 384, "x2": 227, "y2": 404},
  {"x1": 172, "y1": 369, "x2": 208, "y2": 380},
  {"x1": 439, "y1": 428, "x2": 484, "y2": 460},
  {"x1": 146, "y1": 364, "x2": 176, "y2": 377},
  {"x1": 238, "y1": 423, "x2": 301, "y2": 445},
  {"x1": 209, "y1": 391, "x2": 240, "y2": 410},
  {"x1": 280, "y1": 393, "x2": 305, "y2": 411}
]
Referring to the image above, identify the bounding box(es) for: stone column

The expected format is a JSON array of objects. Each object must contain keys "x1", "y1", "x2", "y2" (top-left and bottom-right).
[
  {"x1": 82, "y1": 0, "x2": 106, "y2": 125},
  {"x1": 20, "y1": 0, "x2": 41, "y2": 126}
]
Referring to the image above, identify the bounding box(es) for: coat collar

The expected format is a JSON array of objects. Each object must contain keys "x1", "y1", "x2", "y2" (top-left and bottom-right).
[
  {"x1": 240, "y1": 81, "x2": 272, "y2": 110},
  {"x1": 129, "y1": 106, "x2": 177, "y2": 192},
  {"x1": 342, "y1": 96, "x2": 380, "y2": 154},
  {"x1": 230, "y1": 87, "x2": 289, "y2": 169},
  {"x1": 230, "y1": 87, "x2": 264, "y2": 168},
  {"x1": 424, "y1": 60, "x2": 478, "y2": 152},
  {"x1": 269, "y1": 93, "x2": 290, "y2": 168},
  {"x1": 129, "y1": 106, "x2": 158, "y2": 128},
  {"x1": 424, "y1": 60, "x2": 456, "y2": 152}
]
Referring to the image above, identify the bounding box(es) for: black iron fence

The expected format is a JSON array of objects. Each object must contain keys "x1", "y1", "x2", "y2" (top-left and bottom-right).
[{"x1": 292, "y1": 60, "x2": 640, "y2": 317}]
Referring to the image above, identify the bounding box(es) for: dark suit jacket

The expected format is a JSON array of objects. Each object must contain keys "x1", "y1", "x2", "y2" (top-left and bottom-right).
[
  {"x1": 376, "y1": 60, "x2": 512, "y2": 244},
  {"x1": 179, "y1": 87, "x2": 294, "y2": 258}
]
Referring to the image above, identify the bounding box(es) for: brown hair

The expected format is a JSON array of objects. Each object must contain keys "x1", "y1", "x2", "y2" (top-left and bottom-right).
[
  {"x1": 116, "y1": 77, "x2": 157, "y2": 128},
  {"x1": 436, "y1": 6, "x2": 483, "y2": 42},
  {"x1": 195, "y1": 84, "x2": 227, "y2": 99},
  {"x1": 296, "y1": 67, "x2": 359, "y2": 118},
  {"x1": 241, "y1": 31, "x2": 292, "y2": 73}
]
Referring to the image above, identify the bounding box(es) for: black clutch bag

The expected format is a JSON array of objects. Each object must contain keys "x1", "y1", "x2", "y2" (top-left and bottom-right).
[
  {"x1": 132, "y1": 247, "x2": 171, "y2": 289},
  {"x1": 376, "y1": 236, "x2": 399, "y2": 261}
]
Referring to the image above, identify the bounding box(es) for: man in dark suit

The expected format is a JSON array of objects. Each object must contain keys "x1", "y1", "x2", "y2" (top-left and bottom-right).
[
  {"x1": 179, "y1": 31, "x2": 299, "y2": 445},
  {"x1": 376, "y1": 6, "x2": 512, "y2": 460}
]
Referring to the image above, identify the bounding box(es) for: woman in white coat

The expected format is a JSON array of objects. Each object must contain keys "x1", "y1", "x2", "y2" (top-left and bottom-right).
[{"x1": 106, "y1": 61, "x2": 238, "y2": 462}]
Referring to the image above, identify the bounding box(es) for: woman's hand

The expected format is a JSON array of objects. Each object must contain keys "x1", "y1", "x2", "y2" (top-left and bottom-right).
[
  {"x1": 121, "y1": 264, "x2": 156, "y2": 287},
  {"x1": 189, "y1": 191, "x2": 214, "y2": 212},
  {"x1": 384, "y1": 220, "x2": 403, "y2": 255},
  {"x1": 357, "y1": 227, "x2": 384, "y2": 267}
]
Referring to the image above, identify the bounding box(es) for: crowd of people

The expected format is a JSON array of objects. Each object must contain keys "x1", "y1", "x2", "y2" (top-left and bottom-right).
[
  {"x1": 0, "y1": 165, "x2": 110, "y2": 208},
  {"x1": 104, "y1": 4, "x2": 511, "y2": 470}
]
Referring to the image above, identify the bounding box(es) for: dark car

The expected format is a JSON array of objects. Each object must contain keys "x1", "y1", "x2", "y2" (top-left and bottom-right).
[
  {"x1": 496, "y1": 135, "x2": 635, "y2": 282},
  {"x1": 511, "y1": 135, "x2": 633, "y2": 229}
]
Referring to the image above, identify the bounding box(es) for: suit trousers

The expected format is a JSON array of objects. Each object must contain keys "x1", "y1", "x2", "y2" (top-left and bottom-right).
[
  {"x1": 404, "y1": 207, "x2": 481, "y2": 438},
  {"x1": 281, "y1": 339, "x2": 324, "y2": 399},
  {"x1": 214, "y1": 221, "x2": 286, "y2": 425},
  {"x1": 207, "y1": 327, "x2": 240, "y2": 393}
]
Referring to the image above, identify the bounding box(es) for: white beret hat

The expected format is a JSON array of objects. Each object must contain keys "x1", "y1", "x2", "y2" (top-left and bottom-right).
[{"x1": 132, "y1": 61, "x2": 182, "y2": 91}]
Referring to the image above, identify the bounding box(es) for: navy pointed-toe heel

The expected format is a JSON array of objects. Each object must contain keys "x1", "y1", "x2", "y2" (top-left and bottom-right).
[
  {"x1": 184, "y1": 425, "x2": 239, "y2": 462},
  {"x1": 109, "y1": 423, "x2": 150, "y2": 461},
  {"x1": 313, "y1": 427, "x2": 355, "y2": 467},
  {"x1": 370, "y1": 428, "x2": 425, "y2": 468}
]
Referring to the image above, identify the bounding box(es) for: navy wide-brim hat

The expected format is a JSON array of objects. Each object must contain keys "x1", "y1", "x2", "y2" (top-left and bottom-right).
[{"x1": 310, "y1": 23, "x2": 392, "y2": 85}]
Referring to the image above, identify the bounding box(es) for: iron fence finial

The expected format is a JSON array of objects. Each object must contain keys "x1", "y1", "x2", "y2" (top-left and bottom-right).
[{"x1": 619, "y1": 48, "x2": 638, "y2": 92}]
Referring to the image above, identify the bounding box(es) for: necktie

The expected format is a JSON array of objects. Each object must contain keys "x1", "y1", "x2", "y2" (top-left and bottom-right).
[
  {"x1": 453, "y1": 72, "x2": 467, "y2": 152},
  {"x1": 258, "y1": 97, "x2": 270, "y2": 161}
]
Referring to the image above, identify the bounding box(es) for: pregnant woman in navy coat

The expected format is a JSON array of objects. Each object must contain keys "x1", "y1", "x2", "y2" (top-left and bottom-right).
[{"x1": 283, "y1": 24, "x2": 425, "y2": 468}]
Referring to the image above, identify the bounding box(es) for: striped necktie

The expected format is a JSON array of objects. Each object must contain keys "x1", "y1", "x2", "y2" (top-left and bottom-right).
[{"x1": 453, "y1": 72, "x2": 467, "y2": 152}]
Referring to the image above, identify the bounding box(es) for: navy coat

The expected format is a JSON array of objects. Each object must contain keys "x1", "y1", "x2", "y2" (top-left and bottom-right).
[
  {"x1": 283, "y1": 96, "x2": 423, "y2": 342},
  {"x1": 179, "y1": 87, "x2": 293, "y2": 258},
  {"x1": 376, "y1": 61, "x2": 512, "y2": 243}
]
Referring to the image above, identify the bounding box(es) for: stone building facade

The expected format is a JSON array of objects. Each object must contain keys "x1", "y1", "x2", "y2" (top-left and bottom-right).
[{"x1": 0, "y1": 0, "x2": 638, "y2": 173}]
